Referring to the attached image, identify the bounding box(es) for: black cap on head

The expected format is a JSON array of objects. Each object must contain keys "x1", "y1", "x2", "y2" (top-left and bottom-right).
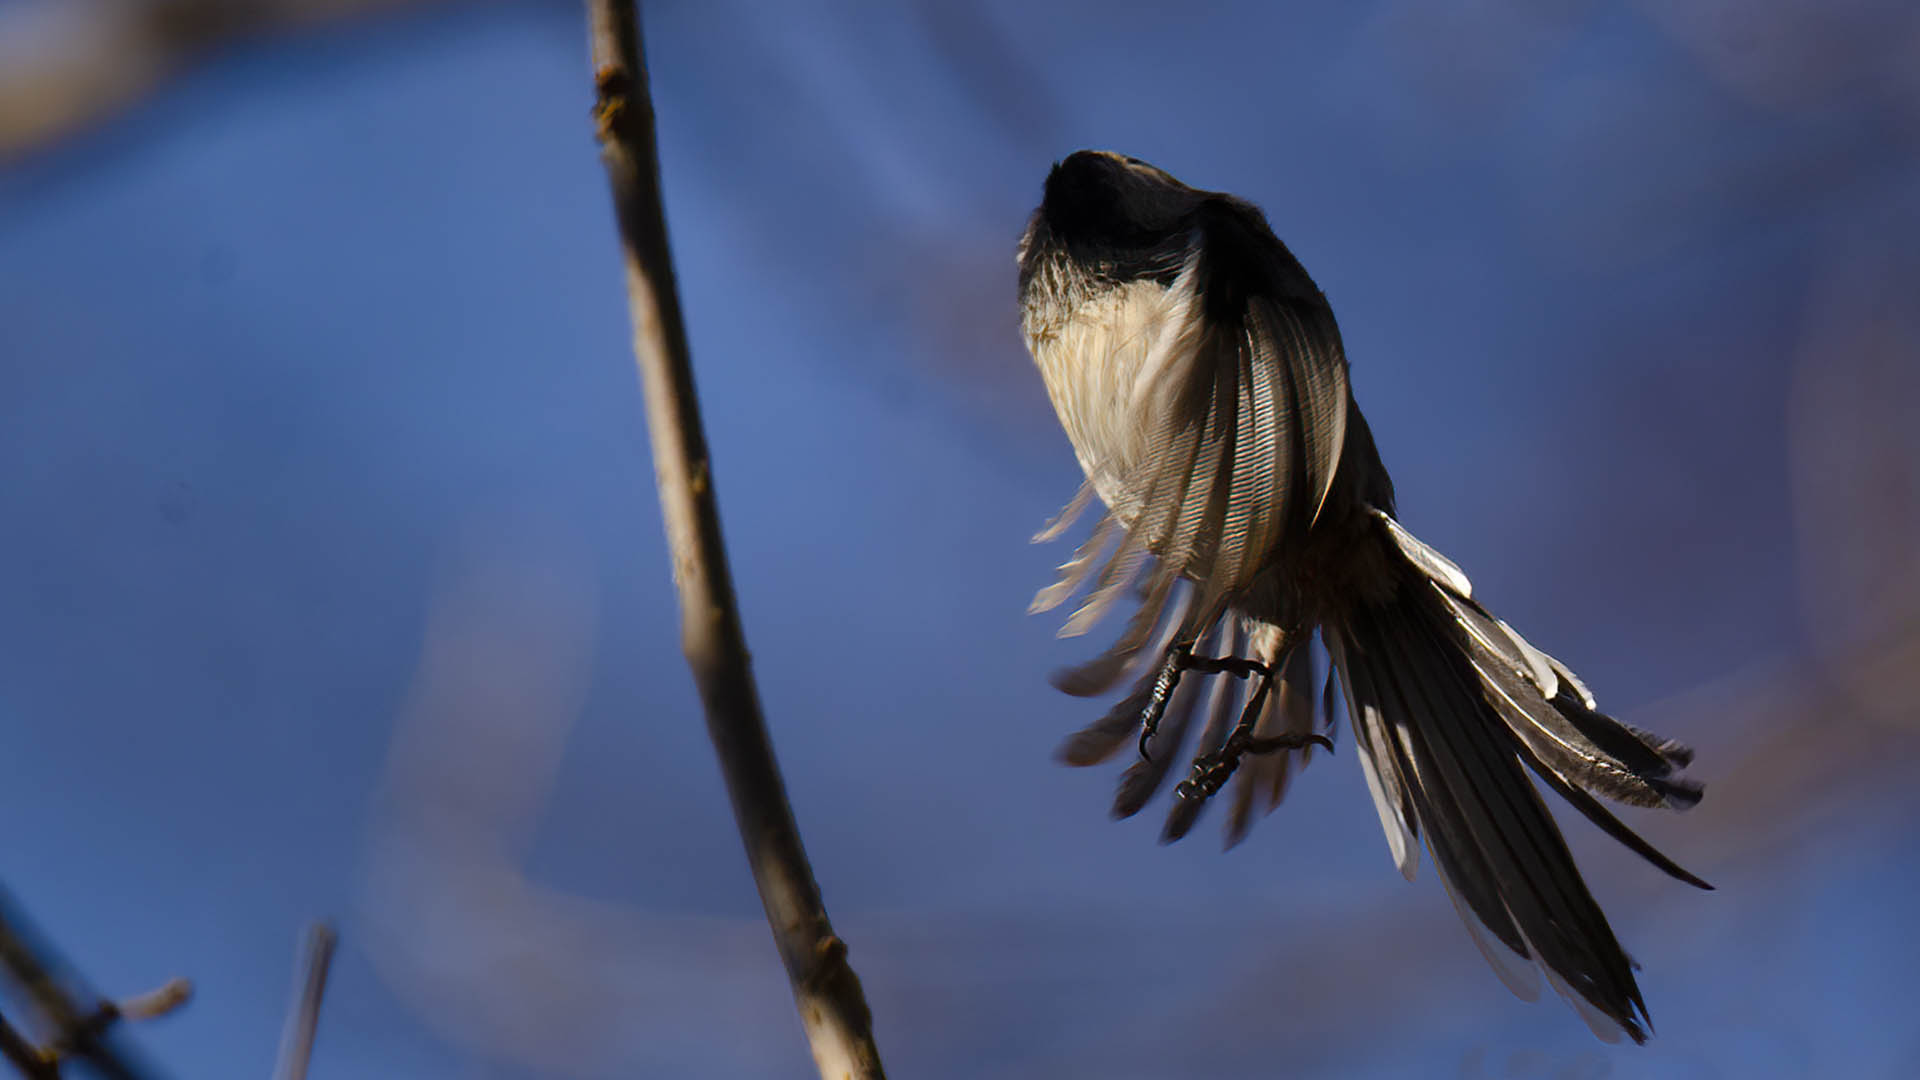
[{"x1": 1039, "y1": 150, "x2": 1198, "y2": 250}]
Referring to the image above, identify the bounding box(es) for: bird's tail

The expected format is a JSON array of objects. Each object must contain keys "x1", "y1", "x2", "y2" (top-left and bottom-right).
[{"x1": 1322, "y1": 508, "x2": 1707, "y2": 1043}]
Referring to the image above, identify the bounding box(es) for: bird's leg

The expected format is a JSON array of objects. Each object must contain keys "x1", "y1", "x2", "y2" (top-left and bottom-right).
[
  {"x1": 1134, "y1": 644, "x2": 1189, "y2": 763},
  {"x1": 1136, "y1": 644, "x2": 1276, "y2": 762},
  {"x1": 1172, "y1": 662, "x2": 1334, "y2": 806}
]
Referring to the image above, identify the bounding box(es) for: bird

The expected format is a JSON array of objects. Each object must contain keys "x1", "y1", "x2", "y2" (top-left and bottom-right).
[{"x1": 1016, "y1": 149, "x2": 1708, "y2": 1043}]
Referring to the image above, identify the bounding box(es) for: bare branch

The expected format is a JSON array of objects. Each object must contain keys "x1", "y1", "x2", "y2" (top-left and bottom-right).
[
  {"x1": 0, "y1": 890, "x2": 158, "y2": 1080},
  {"x1": 0, "y1": 0, "x2": 457, "y2": 160},
  {"x1": 112, "y1": 980, "x2": 193, "y2": 1024},
  {"x1": 581, "y1": 3, "x2": 887, "y2": 1078},
  {"x1": 272, "y1": 923, "x2": 337, "y2": 1080},
  {"x1": 0, "y1": 1010, "x2": 56, "y2": 1080}
]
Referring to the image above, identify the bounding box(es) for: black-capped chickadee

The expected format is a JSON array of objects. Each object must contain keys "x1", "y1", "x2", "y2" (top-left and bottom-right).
[{"x1": 1017, "y1": 149, "x2": 1707, "y2": 1043}]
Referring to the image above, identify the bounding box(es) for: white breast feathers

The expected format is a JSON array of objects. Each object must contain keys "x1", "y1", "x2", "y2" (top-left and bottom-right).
[{"x1": 1024, "y1": 255, "x2": 1207, "y2": 524}]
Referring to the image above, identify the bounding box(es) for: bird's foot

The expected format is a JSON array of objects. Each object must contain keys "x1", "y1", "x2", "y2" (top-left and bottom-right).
[
  {"x1": 1136, "y1": 645, "x2": 1274, "y2": 762},
  {"x1": 1170, "y1": 664, "x2": 1329, "y2": 806}
]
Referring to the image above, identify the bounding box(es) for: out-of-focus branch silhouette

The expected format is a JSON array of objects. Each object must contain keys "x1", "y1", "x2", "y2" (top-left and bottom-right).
[
  {"x1": 271, "y1": 922, "x2": 337, "y2": 1080},
  {"x1": 583, "y1": 2, "x2": 886, "y2": 1078},
  {"x1": 0, "y1": 1010, "x2": 56, "y2": 1080},
  {"x1": 0, "y1": 890, "x2": 189, "y2": 1078},
  {"x1": 357, "y1": 523, "x2": 814, "y2": 1074},
  {"x1": 0, "y1": 0, "x2": 461, "y2": 159}
]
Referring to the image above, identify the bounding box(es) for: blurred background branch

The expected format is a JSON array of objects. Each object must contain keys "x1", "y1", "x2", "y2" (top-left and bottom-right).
[
  {"x1": 0, "y1": 890, "x2": 187, "y2": 1078},
  {"x1": 0, "y1": 1009, "x2": 56, "y2": 1080},
  {"x1": 0, "y1": 0, "x2": 463, "y2": 160},
  {"x1": 271, "y1": 922, "x2": 336, "y2": 1080}
]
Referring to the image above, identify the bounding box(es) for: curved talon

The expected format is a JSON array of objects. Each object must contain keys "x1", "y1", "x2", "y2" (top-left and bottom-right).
[
  {"x1": 1132, "y1": 642, "x2": 1316, "y2": 787},
  {"x1": 1135, "y1": 643, "x2": 1192, "y2": 763}
]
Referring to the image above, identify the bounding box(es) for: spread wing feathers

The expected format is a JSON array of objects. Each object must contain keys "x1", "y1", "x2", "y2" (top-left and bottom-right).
[
  {"x1": 1330, "y1": 582, "x2": 1655, "y2": 1043},
  {"x1": 1324, "y1": 630, "x2": 1420, "y2": 879},
  {"x1": 1258, "y1": 296, "x2": 1351, "y2": 530},
  {"x1": 1053, "y1": 582, "x2": 1196, "y2": 765},
  {"x1": 1032, "y1": 263, "x2": 1351, "y2": 686}
]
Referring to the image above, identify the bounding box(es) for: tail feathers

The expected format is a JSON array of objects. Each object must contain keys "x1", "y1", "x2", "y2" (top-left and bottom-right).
[
  {"x1": 1365, "y1": 509, "x2": 1706, "y2": 825},
  {"x1": 1324, "y1": 631, "x2": 1419, "y2": 878},
  {"x1": 1330, "y1": 585, "x2": 1658, "y2": 1042},
  {"x1": 1435, "y1": 588, "x2": 1701, "y2": 812},
  {"x1": 1329, "y1": 509, "x2": 1712, "y2": 1042}
]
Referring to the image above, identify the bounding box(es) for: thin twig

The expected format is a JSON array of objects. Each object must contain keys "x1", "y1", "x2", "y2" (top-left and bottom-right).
[
  {"x1": 271, "y1": 923, "x2": 337, "y2": 1080},
  {"x1": 0, "y1": 890, "x2": 152, "y2": 1080},
  {"x1": 582, "y1": 4, "x2": 887, "y2": 1078},
  {"x1": 113, "y1": 980, "x2": 192, "y2": 1024}
]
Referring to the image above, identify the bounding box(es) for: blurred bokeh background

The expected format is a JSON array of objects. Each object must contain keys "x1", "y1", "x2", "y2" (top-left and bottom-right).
[{"x1": 2, "y1": 1, "x2": 1917, "y2": 1076}]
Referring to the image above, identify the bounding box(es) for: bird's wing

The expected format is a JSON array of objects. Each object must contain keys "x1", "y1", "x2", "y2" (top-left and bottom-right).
[{"x1": 1037, "y1": 212, "x2": 1351, "y2": 692}]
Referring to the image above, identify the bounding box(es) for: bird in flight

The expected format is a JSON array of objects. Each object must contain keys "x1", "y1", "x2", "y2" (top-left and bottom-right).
[{"x1": 1016, "y1": 149, "x2": 1708, "y2": 1042}]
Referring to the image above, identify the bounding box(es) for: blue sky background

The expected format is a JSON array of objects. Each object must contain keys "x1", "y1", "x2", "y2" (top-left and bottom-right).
[{"x1": 2, "y1": 1, "x2": 1918, "y2": 1076}]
